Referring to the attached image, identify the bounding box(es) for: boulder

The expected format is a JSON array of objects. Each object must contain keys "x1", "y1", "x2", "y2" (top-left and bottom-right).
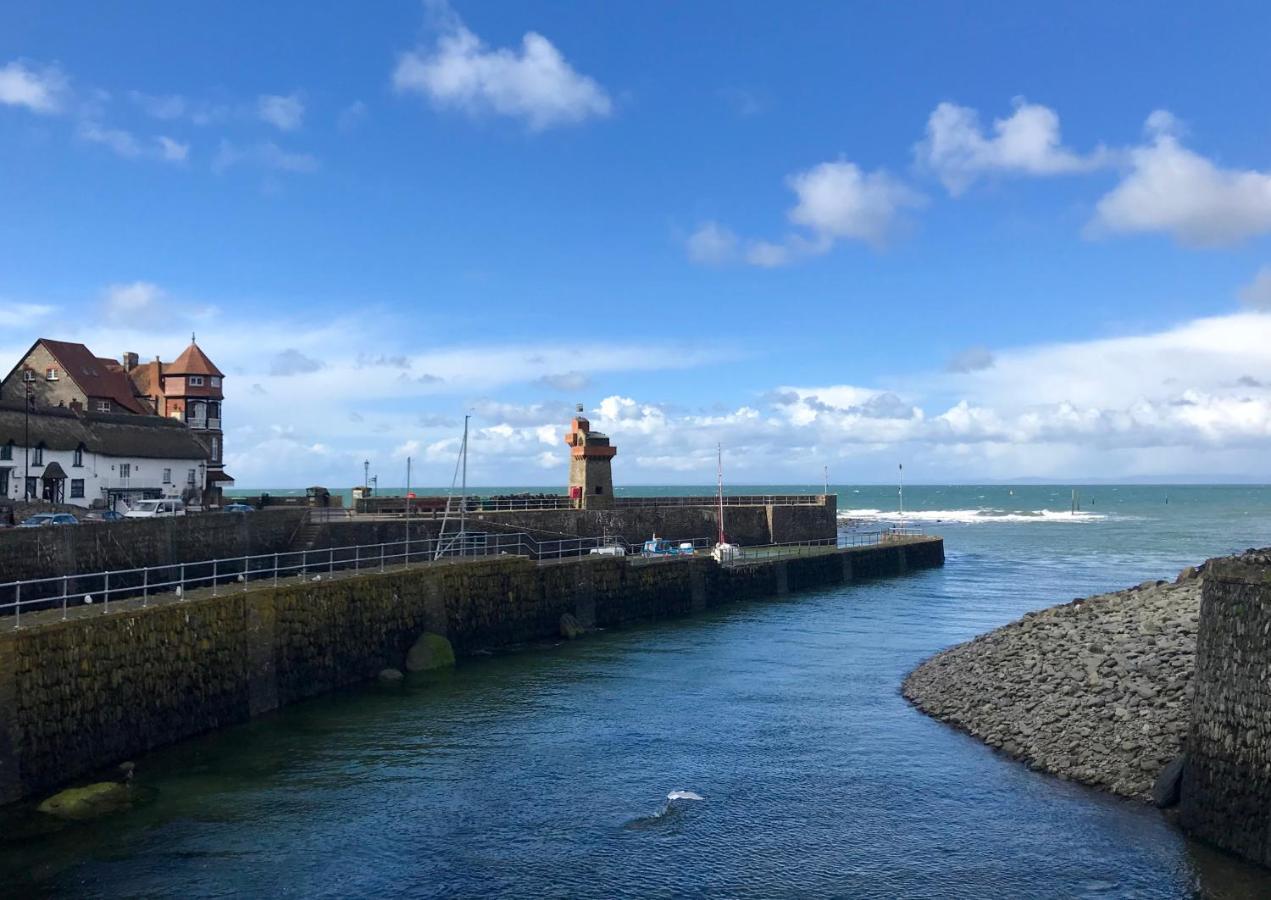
[
  {"x1": 37, "y1": 782, "x2": 132, "y2": 821},
  {"x1": 1151, "y1": 755, "x2": 1186, "y2": 808},
  {"x1": 560, "y1": 613, "x2": 584, "y2": 640},
  {"x1": 405, "y1": 632, "x2": 455, "y2": 673},
  {"x1": 377, "y1": 667, "x2": 405, "y2": 685}
]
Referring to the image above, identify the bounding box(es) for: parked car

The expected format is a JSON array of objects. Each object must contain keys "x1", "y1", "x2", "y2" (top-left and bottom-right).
[
  {"x1": 83, "y1": 510, "x2": 126, "y2": 523},
  {"x1": 19, "y1": 513, "x2": 79, "y2": 527},
  {"x1": 124, "y1": 499, "x2": 186, "y2": 519},
  {"x1": 223, "y1": 503, "x2": 254, "y2": 513}
]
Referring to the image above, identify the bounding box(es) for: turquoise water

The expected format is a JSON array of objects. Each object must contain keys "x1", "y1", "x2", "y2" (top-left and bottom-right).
[{"x1": 6, "y1": 485, "x2": 1271, "y2": 898}]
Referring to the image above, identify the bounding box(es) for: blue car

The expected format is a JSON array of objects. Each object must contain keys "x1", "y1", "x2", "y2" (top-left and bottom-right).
[
  {"x1": 223, "y1": 503, "x2": 254, "y2": 513},
  {"x1": 84, "y1": 509, "x2": 126, "y2": 522},
  {"x1": 19, "y1": 513, "x2": 78, "y2": 527}
]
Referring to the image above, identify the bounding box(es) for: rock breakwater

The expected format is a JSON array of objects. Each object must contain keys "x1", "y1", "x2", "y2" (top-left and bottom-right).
[{"x1": 903, "y1": 568, "x2": 1202, "y2": 801}]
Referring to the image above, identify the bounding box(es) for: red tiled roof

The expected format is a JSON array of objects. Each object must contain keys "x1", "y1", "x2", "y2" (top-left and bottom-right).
[
  {"x1": 38, "y1": 339, "x2": 148, "y2": 414},
  {"x1": 167, "y1": 341, "x2": 223, "y2": 377}
]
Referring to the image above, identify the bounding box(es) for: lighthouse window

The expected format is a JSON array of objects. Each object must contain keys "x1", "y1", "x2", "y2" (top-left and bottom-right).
[{"x1": 594, "y1": 485, "x2": 603, "y2": 494}]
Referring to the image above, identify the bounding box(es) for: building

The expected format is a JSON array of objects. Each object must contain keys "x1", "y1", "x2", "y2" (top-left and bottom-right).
[
  {"x1": 564, "y1": 408, "x2": 616, "y2": 509},
  {"x1": 0, "y1": 336, "x2": 232, "y2": 504},
  {"x1": 0, "y1": 402, "x2": 211, "y2": 508}
]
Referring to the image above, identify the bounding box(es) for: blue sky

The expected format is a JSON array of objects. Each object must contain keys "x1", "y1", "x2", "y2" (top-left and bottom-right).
[{"x1": 3, "y1": 1, "x2": 1271, "y2": 486}]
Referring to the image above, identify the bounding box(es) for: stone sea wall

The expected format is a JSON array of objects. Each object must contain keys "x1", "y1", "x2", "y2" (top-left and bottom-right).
[
  {"x1": 469, "y1": 499, "x2": 837, "y2": 547},
  {"x1": 903, "y1": 571, "x2": 1202, "y2": 800},
  {"x1": 1180, "y1": 550, "x2": 1271, "y2": 867},
  {"x1": 0, "y1": 537, "x2": 943, "y2": 806},
  {"x1": 0, "y1": 509, "x2": 307, "y2": 583}
]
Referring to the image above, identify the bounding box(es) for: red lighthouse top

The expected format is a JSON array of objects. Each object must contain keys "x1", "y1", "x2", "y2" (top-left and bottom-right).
[{"x1": 564, "y1": 415, "x2": 617, "y2": 459}]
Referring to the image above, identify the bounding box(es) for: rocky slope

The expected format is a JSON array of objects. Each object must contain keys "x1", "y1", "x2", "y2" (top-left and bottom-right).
[{"x1": 903, "y1": 567, "x2": 1203, "y2": 800}]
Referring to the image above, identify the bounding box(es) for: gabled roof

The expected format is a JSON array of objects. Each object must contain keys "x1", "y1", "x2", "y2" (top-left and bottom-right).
[
  {"x1": 167, "y1": 341, "x2": 223, "y2": 377},
  {"x1": 34, "y1": 339, "x2": 148, "y2": 414}
]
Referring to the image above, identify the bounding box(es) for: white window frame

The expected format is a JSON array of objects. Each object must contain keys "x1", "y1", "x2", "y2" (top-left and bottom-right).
[
  {"x1": 45, "y1": 367, "x2": 58, "y2": 381},
  {"x1": 188, "y1": 376, "x2": 204, "y2": 387},
  {"x1": 162, "y1": 468, "x2": 172, "y2": 484},
  {"x1": 96, "y1": 400, "x2": 111, "y2": 413},
  {"x1": 70, "y1": 479, "x2": 84, "y2": 499},
  {"x1": 119, "y1": 463, "x2": 131, "y2": 479}
]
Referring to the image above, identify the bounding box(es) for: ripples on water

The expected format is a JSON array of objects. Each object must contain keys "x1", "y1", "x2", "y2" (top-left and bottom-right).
[{"x1": 4, "y1": 485, "x2": 1271, "y2": 898}]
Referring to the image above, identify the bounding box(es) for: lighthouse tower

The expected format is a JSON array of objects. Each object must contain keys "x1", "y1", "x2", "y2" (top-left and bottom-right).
[{"x1": 564, "y1": 405, "x2": 616, "y2": 509}]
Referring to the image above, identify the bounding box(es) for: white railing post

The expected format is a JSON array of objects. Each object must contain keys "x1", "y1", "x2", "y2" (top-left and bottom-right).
[
  {"x1": 62, "y1": 576, "x2": 68, "y2": 620},
  {"x1": 180, "y1": 563, "x2": 186, "y2": 599},
  {"x1": 355, "y1": 545, "x2": 360, "y2": 572},
  {"x1": 103, "y1": 571, "x2": 110, "y2": 615},
  {"x1": 380, "y1": 543, "x2": 385, "y2": 572},
  {"x1": 13, "y1": 582, "x2": 19, "y2": 631},
  {"x1": 329, "y1": 548, "x2": 334, "y2": 575},
  {"x1": 274, "y1": 553, "x2": 279, "y2": 586},
  {"x1": 212, "y1": 560, "x2": 218, "y2": 596},
  {"x1": 143, "y1": 567, "x2": 149, "y2": 608}
]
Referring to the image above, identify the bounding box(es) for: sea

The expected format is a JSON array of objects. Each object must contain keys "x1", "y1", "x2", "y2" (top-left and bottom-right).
[{"x1": 5, "y1": 484, "x2": 1271, "y2": 899}]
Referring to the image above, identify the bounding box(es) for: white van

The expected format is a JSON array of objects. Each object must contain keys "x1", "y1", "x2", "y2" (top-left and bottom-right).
[{"x1": 124, "y1": 499, "x2": 186, "y2": 519}]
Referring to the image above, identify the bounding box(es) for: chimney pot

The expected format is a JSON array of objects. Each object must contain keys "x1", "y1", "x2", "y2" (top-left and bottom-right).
[{"x1": 122, "y1": 351, "x2": 139, "y2": 371}]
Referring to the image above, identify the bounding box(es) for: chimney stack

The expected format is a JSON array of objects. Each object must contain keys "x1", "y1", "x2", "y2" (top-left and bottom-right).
[{"x1": 122, "y1": 351, "x2": 139, "y2": 371}]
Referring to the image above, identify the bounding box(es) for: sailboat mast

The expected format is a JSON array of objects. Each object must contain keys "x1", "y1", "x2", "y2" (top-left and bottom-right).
[
  {"x1": 717, "y1": 443, "x2": 725, "y2": 545},
  {"x1": 459, "y1": 414, "x2": 469, "y2": 542}
]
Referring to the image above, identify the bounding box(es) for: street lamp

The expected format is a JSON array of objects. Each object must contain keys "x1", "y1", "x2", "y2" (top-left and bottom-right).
[{"x1": 22, "y1": 373, "x2": 33, "y2": 502}]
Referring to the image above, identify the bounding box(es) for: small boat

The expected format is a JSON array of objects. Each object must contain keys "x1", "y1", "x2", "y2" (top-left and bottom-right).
[{"x1": 712, "y1": 443, "x2": 740, "y2": 563}]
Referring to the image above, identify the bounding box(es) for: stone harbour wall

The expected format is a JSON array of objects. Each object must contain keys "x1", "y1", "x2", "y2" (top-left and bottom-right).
[
  {"x1": 0, "y1": 509, "x2": 307, "y2": 584},
  {"x1": 903, "y1": 570, "x2": 1202, "y2": 800},
  {"x1": 0, "y1": 536, "x2": 942, "y2": 805},
  {"x1": 468, "y1": 499, "x2": 837, "y2": 547},
  {"x1": 1180, "y1": 550, "x2": 1271, "y2": 867}
]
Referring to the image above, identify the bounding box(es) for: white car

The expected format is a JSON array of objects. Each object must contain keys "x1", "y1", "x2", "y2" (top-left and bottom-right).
[{"x1": 124, "y1": 499, "x2": 186, "y2": 519}]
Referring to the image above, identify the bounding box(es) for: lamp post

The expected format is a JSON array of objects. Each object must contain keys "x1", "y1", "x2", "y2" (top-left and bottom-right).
[{"x1": 22, "y1": 375, "x2": 33, "y2": 502}]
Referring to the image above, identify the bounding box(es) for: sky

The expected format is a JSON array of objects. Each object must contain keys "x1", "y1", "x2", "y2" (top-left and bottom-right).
[{"x1": 3, "y1": 1, "x2": 1271, "y2": 487}]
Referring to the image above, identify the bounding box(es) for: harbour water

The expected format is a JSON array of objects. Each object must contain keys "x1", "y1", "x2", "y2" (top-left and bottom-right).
[{"x1": 5, "y1": 485, "x2": 1271, "y2": 898}]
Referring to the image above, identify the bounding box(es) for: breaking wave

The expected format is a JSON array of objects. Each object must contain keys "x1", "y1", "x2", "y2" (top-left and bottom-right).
[{"x1": 838, "y1": 508, "x2": 1110, "y2": 525}]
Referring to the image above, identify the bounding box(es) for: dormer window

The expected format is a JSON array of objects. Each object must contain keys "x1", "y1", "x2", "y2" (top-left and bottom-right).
[
  {"x1": 45, "y1": 367, "x2": 58, "y2": 381},
  {"x1": 189, "y1": 376, "x2": 204, "y2": 387},
  {"x1": 96, "y1": 400, "x2": 111, "y2": 413},
  {"x1": 210, "y1": 376, "x2": 221, "y2": 387}
]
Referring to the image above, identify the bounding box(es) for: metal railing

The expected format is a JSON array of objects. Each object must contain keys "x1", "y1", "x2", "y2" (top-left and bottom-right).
[
  {"x1": 0, "y1": 530, "x2": 710, "y2": 628},
  {"x1": 358, "y1": 493, "x2": 831, "y2": 516},
  {"x1": 0, "y1": 525, "x2": 924, "y2": 628}
]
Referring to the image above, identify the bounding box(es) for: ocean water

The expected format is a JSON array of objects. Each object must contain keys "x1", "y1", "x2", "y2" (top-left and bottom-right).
[{"x1": 5, "y1": 485, "x2": 1271, "y2": 898}]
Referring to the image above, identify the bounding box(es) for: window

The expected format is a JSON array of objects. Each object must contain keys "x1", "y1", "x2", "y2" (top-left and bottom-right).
[
  {"x1": 31, "y1": 444, "x2": 44, "y2": 466},
  {"x1": 594, "y1": 485, "x2": 603, "y2": 494},
  {"x1": 45, "y1": 367, "x2": 58, "y2": 381},
  {"x1": 22, "y1": 370, "x2": 35, "y2": 383},
  {"x1": 96, "y1": 400, "x2": 111, "y2": 413},
  {"x1": 211, "y1": 437, "x2": 220, "y2": 462},
  {"x1": 210, "y1": 376, "x2": 221, "y2": 387},
  {"x1": 25, "y1": 477, "x2": 37, "y2": 499},
  {"x1": 163, "y1": 468, "x2": 172, "y2": 484},
  {"x1": 73, "y1": 445, "x2": 83, "y2": 467},
  {"x1": 70, "y1": 479, "x2": 84, "y2": 499},
  {"x1": 0, "y1": 441, "x2": 11, "y2": 461},
  {"x1": 119, "y1": 463, "x2": 131, "y2": 479},
  {"x1": 189, "y1": 376, "x2": 204, "y2": 386},
  {"x1": 0, "y1": 469, "x2": 8, "y2": 496}
]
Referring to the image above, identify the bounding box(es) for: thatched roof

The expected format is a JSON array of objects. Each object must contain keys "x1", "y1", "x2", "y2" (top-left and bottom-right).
[{"x1": 0, "y1": 402, "x2": 208, "y2": 460}]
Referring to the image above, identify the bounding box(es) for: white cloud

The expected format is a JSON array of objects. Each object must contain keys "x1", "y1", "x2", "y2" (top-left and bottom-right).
[
  {"x1": 534, "y1": 371, "x2": 590, "y2": 391},
  {"x1": 1239, "y1": 267, "x2": 1271, "y2": 311},
  {"x1": 270, "y1": 349, "x2": 324, "y2": 376},
  {"x1": 1090, "y1": 112, "x2": 1271, "y2": 247},
  {"x1": 786, "y1": 160, "x2": 923, "y2": 247},
  {"x1": 79, "y1": 122, "x2": 142, "y2": 158},
  {"x1": 689, "y1": 159, "x2": 922, "y2": 268},
  {"x1": 337, "y1": 100, "x2": 368, "y2": 132},
  {"x1": 916, "y1": 99, "x2": 1107, "y2": 195},
  {"x1": 257, "y1": 93, "x2": 305, "y2": 131},
  {"x1": 946, "y1": 346, "x2": 995, "y2": 373},
  {"x1": 103, "y1": 281, "x2": 165, "y2": 317},
  {"x1": 0, "y1": 59, "x2": 67, "y2": 114},
  {"x1": 156, "y1": 136, "x2": 189, "y2": 161},
  {"x1": 392, "y1": 3, "x2": 611, "y2": 130},
  {"x1": 128, "y1": 91, "x2": 187, "y2": 120},
  {"x1": 685, "y1": 222, "x2": 739, "y2": 265},
  {"x1": 213, "y1": 140, "x2": 318, "y2": 174}
]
